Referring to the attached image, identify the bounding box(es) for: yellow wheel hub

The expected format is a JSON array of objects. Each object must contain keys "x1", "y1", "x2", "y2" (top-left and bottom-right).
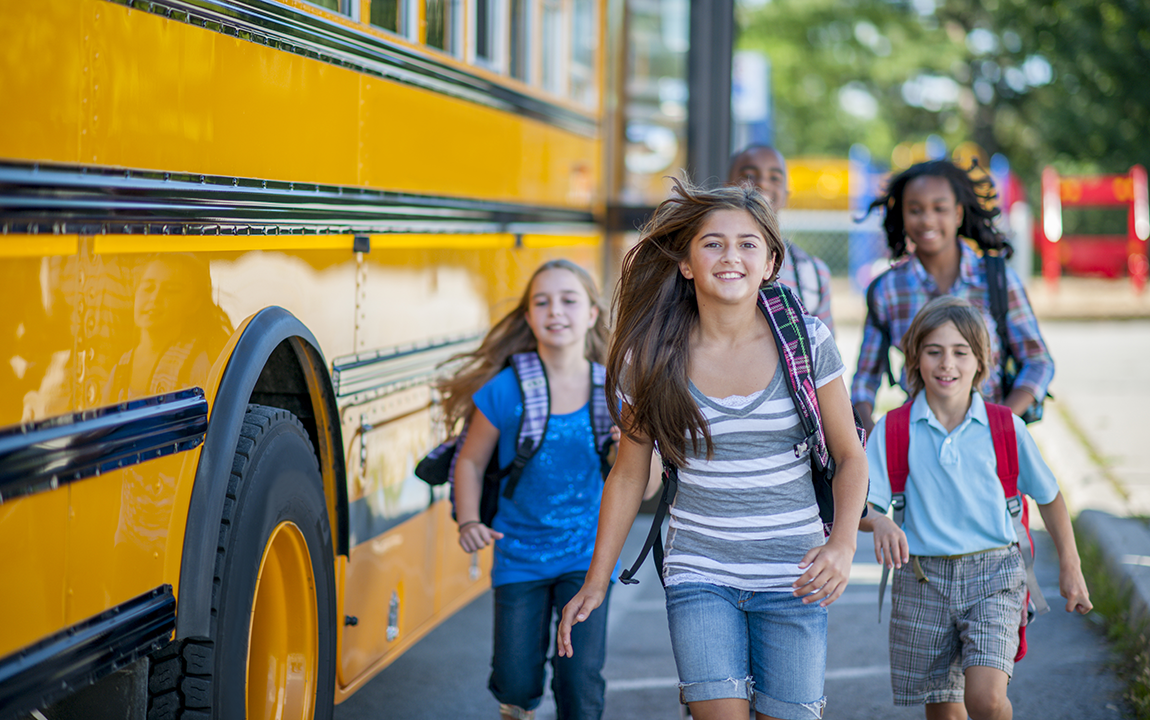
[{"x1": 247, "y1": 521, "x2": 319, "y2": 720}]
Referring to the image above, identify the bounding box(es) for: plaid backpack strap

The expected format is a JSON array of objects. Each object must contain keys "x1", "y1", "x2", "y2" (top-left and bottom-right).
[
  {"x1": 757, "y1": 285, "x2": 827, "y2": 469},
  {"x1": 589, "y1": 361, "x2": 614, "y2": 478},
  {"x1": 501, "y1": 352, "x2": 550, "y2": 500},
  {"x1": 986, "y1": 402, "x2": 1049, "y2": 616}
]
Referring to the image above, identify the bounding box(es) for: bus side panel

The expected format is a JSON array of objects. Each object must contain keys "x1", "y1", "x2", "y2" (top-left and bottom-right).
[
  {"x1": 90, "y1": 1, "x2": 362, "y2": 186},
  {"x1": 358, "y1": 76, "x2": 601, "y2": 207},
  {"x1": 0, "y1": 1, "x2": 83, "y2": 166},
  {"x1": 64, "y1": 455, "x2": 190, "y2": 628},
  {"x1": 0, "y1": 490, "x2": 68, "y2": 658},
  {"x1": 0, "y1": 0, "x2": 598, "y2": 210}
]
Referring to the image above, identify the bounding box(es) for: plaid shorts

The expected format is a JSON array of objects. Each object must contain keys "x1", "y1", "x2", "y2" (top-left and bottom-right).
[{"x1": 889, "y1": 546, "x2": 1026, "y2": 706}]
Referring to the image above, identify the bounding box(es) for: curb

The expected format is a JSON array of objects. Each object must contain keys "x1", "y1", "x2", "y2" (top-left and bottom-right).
[{"x1": 1077, "y1": 509, "x2": 1150, "y2": 625}]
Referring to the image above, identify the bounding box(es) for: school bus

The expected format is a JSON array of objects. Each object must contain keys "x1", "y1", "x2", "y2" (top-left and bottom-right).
[{"x1": 0, "y1": 1, "x2": 616, "y2": 718}]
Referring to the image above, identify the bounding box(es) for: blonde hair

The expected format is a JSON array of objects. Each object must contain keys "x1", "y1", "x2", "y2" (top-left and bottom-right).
[
  {"x1": 902, "y1": 296, "x2": 991, "y2": 398},
  {"x1": 438, "y1": 259, "x2": 609, "y2": 432},
  {"x1": 608, "y1": 178, "x2": 786, "y2": 466}
]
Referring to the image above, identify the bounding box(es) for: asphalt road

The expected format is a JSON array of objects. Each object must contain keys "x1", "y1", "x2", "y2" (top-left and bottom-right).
[{"x1": 335, "y1": 519, "x2": 1129, "y2": 719}]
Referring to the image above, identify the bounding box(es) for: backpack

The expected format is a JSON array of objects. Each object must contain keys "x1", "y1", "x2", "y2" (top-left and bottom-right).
[
  {"x1": 414, "y1": 352, "x2": 615, "y2": 527},
  {"x1": 865, "y1": 257, "x2": 1047, "y2": 423},
  {"x1": 985, "y1": 254, "x2": 1047, "y2": 423},
  {"x1": 619, "y1": 283, "x2": 868, "y2": 586},
  {"x1": 877, "y1": 400, "x2": 1050, "y2": 661}
]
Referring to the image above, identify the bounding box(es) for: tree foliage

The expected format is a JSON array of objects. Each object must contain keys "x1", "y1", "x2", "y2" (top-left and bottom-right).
[{"x1": 736, "y1": 0, "x2": 1150, "y2": 182}]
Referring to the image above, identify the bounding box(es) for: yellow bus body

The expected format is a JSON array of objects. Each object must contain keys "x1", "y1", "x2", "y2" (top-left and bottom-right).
[{"x1": 0, "y1": 0, "x2": 608, "y2": 716}]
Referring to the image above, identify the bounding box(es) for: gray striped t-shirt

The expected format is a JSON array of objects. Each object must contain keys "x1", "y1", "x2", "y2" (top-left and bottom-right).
[{"x1": 663, "y1": 316, "x2": 845, "y2": 591}]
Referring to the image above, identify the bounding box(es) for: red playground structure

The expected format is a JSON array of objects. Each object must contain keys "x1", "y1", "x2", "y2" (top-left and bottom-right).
[{"x1": 1039, "y1": 164, "x2": 1149, "y2": 292}]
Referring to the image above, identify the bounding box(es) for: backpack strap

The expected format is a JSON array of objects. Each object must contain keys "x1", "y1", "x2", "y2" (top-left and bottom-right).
[
  {"x1": 758, "y1": 285, "x2": 826, "y2": 471},
  {"x1": 500, "y1": 352, "x2": 550, "y2": 500},
  {"x1": 985, "y1": 254, "x2": 1013, "y2": 386},
  {"x1": 986, "y1": 402, "x2": 1049, "y2": 616},
  {"x1": 877, "y1": 402, "x2": 912, "y2": 621},
  {"x1": 589, "y1": 361, "x2": 615, "y2": 479},
  {"x1": 865, "y1": 271, "x2": 898, "y2": 388},
  {"x1": 619, "y1": 457, "x2": 678, "y2": 586},
  {"x1": 758, "y1": 284, "x2": 867, "y2": 531}
]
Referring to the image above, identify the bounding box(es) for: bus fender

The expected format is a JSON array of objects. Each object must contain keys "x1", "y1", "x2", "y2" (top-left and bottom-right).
[{"x1": 175, "y1": 306, "x2": 348, "y2": 641}]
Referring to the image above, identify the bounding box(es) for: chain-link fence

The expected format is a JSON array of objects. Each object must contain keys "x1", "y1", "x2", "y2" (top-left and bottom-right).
[{"x1": 780, "y1": 209, "x2": 886, "y2": 292}]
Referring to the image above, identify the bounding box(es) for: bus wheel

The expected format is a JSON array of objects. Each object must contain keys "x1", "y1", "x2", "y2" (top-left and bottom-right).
[{"x1": 150, "y1": 405, "x2": 336, "y2": 720}]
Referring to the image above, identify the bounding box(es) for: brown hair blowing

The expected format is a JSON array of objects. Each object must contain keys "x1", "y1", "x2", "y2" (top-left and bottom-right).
[
  {"x1": 608, "y1": 178, "x2": 786, "y2": 466},
  {"x1": 438, "y1": 258, "x2": 610, "y2": 433},
  {"x1": 901, "y1": 295, "x2": 991, "y2": 399}
]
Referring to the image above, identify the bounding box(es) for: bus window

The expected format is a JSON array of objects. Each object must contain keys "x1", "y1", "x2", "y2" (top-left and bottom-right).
[
  {"x1": 509, "y1": 0, "x2": 531, "y2": 82},
  {"x1": 425, "y1": 0, "x2": 461, "y2": 54},
  {"x1": 307, "y1": 0, "x2": 356, "y2": 15},
  {"x1": 541, "y1": 0, "x2": 565, "y2": 95},
  {"x1": 371, "y1": 0, "x2": 401, "y2": 32},
  {"x1": 473, "y1": 0, "x2": 504, "y2": 70},
  {"x1": 570, "y1": 0, "x2": 596, "y2": 106},
  {"x1": 372, "y1": 0, "x2": 418, "y2": 37}
]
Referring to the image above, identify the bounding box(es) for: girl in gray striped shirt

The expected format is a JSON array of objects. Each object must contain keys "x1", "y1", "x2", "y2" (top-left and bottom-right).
[{"x1": 559, "y1": 180, "x2": 868, "y2": 720}]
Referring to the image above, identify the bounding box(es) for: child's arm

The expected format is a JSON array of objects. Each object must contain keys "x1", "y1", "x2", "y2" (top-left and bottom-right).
[
  {"x1": 794, "y1": 376, "x2": 868, "y2": 607},
  {"x1": 558, "y1": 408, "x2": 654, "y2": 657},
  {"x1": 452, "y1": 410, "x2": 505, "y2": 552},
  {"x1": 1035, "y1": 491, "x2": 1093, "y2": 614},
  {"x1": 643, "y1": 448, "x2": 663, "y2": 501},
  {"x1": 859, "y1": 504, "x2": 909, "y2": 570}
]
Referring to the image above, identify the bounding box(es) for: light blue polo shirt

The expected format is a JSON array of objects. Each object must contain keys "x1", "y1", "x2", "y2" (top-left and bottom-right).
[{"x1": 866, "y1": 392, "x2": 1060, "y2": 557}]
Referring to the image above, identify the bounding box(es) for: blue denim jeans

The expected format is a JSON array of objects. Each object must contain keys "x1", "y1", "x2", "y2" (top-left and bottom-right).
[
  {"x1": 664, "y1": 582, "x2": 827, "y2": 720},
  {"x1": 490, "y1": 572, "x2": 611, "y2": 720}
]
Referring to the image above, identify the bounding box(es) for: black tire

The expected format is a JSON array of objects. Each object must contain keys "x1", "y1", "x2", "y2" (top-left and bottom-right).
[{"x1": 148, "y1": 404, "x2": 336, "y2": 720}]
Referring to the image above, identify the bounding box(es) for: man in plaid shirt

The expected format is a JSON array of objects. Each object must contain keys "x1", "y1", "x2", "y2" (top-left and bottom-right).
[{"x1": 851, "y1": 240, "x2": 1054, "y2": 432}]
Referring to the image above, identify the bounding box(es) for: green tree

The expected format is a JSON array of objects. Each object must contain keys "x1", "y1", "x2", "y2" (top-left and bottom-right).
[
  {"x1": 953, "y1": 0, "x2": 1150, "y2": 177},
  {"x1": 737, "y1": 0, "x2": 1150, "y2": 181}
]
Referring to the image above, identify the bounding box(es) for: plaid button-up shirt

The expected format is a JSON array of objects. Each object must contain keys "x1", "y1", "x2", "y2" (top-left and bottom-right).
[
  {"x1": 851, "y1": 241, "x2": 1054, "y2": 407},
  {"x1": 777, "y1": 244, "x2": 835, "y2": 336}
]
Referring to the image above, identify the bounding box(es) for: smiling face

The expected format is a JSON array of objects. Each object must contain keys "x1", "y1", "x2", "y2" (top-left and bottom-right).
[
  {"x1": 678, "y1": 208, "x2": 777, "y2": 306},
  {"x1": 728, "y1": 147, "x2": 789, "y2": 211},
  {"x1": 134, "y1": 258, "x2": 200, "y2": 333},
  {"x1": 523, "y1": 267, "x2": 599, "y2": 353},
  {"x1": 916, "y1": 320, "x2": 980, "y2": 404},
  {"x1": 901, "y1": 175, "x2": 964, "y2": 257}
]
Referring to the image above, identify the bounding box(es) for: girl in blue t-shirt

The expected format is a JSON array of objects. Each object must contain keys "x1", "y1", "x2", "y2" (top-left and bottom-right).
[
  {"x1": 859, "y1": 296, "x2": 1090, "y2": 720},
  {"x1": 443, "y1": 259, "x2": 613, "y2": 720}
]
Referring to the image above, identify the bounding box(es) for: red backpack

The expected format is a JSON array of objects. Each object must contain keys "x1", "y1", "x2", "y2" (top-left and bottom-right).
[{"x1": 878, "y1": 401, "x2": 1049, "y2": 661}]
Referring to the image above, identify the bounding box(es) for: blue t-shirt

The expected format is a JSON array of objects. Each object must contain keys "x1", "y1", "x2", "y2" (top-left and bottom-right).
[
  {"x1": 866, "y1": 392, "x2": 1060, "y2": 556},
  {"x1": 472, "y1": 366, "x2": 619, "y2": 587}
]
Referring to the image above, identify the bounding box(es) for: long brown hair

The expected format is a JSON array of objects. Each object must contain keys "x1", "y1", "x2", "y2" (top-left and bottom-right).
[
  {"x1": 902, "y1": 295, "x2": 990, "y2": 399},
  {"x1": 439, "y1": 258, "x2": 610, "y2": 432},
  {"x1": 608, "y1": 179, "x2": 785, "y2": 466}
]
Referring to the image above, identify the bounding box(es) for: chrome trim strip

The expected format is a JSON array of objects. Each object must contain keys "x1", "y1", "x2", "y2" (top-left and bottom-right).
[
  {"x1": 0, "y1": 585, "x2": 175, "y2": 720},
  {"x1": 104, "y1": 0, "x2": 597, "y2": 137},
  {"x1": 0, "y1": 389, "x2": 208, "y2": 503},
  {"x1": 0, "y1": 161, "x2": 596, "y2": 236},
  {"x1": 332, "y1": 332, "x2": 482, "y2": 401}
]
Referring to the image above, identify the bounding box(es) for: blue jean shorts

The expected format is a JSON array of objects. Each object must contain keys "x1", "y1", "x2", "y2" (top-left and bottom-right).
[{"x1": 664, "y1": 582, "x2": 828, "y2": 720}]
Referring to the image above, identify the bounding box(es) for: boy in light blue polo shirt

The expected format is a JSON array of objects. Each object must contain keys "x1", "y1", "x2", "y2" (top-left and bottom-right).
[{"x1": 859, "y1": 296, "x2": 1090, "y2": 720}]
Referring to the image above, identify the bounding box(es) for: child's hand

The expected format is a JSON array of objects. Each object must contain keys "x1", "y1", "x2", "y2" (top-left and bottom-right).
[
  {"x1": 457, "y1": 522, "x2": 504, "y2": 553},
  {"x1": 557, "y1": 583, "x2": 608, "y2": 658},
  {"x1": 872, "y1": 515, "x2": 909, "y2": 569},
  {"x1": 794, "y1": 536, "x2": 855, "y2": 607},
  {"x1": 1060, "y1": 564, "x2": 1093, "y2": 615}
]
